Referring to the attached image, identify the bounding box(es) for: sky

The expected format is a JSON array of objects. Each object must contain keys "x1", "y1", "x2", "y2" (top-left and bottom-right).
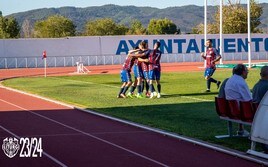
[{"x1": 1, "y1": 0, "x2": 266, "y2": 16}]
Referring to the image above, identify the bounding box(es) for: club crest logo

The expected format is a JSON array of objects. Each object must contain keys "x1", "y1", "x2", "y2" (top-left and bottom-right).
[{"x1": 2, "y1": 137, "x2": 20, "y2": 158}]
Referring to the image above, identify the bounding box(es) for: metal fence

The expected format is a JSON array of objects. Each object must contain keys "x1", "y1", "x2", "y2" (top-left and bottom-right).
[
  {"x1": 0, "y1": 52, "x2": 267, "y2": 69},
  {"x1": 0, "y1": 55, "x2": 125, "y2": 69}
]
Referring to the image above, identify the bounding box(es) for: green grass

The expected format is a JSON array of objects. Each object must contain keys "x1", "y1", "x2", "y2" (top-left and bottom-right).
[{"x1": 2, "y1": 68, "x2": 261, "y2": 152}]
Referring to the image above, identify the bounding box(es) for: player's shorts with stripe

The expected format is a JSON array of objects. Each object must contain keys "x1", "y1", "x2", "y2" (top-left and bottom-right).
[
  {"x1": 204, "y1": 68, "x2": 215, "y2": 77},
  {"x1": 149, "y1": 70, "x2": 161, "y2": 80},
  {"x1": 120, "y1": 70, "x2": 132, "y2": 82},
  {"x1": 133, "y1": 65, "x2": 144, "y2": 78}
]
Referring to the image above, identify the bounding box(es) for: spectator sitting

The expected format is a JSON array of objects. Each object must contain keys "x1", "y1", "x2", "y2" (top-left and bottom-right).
[
  {"x1": 225, "y1": 64, "x2": 252, "y2": 136},
  {"x1": 252, "y1": 66, "x2": 268, "y2": 153},
  {"x1": 252, "y1": 66, "x2": 268, "y2": 103},
  {"x1": 225, "y1": 64, "x2": 251, "y2": 101}
]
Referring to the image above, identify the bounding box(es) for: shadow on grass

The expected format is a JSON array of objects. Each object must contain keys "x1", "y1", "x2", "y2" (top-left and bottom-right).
[
  {"x1": 88, "y1": 101, "x2": 252, "y2": 152},
  {"x1": 161, "y1": 92, "x2": 218, "y2": 98}
]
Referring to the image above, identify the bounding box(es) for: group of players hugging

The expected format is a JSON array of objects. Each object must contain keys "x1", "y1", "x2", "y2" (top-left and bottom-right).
[{"x1": 117, "y1": 41, "x2": 162, "y2": 99}]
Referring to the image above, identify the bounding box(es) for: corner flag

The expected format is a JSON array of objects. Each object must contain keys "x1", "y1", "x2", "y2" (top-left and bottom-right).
[
  {"x1": 42, "y1": 50, "x2": 47, "y2": 59},
  {"x1": 42, "y1": 50, "x2": 47, "y2": 77}
]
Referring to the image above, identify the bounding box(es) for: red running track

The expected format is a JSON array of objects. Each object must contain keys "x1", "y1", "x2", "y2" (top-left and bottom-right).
[{"x1": 0, "y1": 86, "x2": 263, "y2": 167}]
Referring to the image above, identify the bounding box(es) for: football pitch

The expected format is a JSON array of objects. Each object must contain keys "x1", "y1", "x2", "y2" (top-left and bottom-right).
[{"x1": 2, "y1": 68, "x2": 261, "y2": 152}]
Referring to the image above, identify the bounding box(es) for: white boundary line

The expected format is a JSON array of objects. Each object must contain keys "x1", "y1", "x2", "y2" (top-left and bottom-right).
[
  {"x1": 76, "y1": 107, "x2": 268, "y2": 166},
  {"x1": 0, "y1": 84, "x2": 74, "y2": 109},
  {"x1": 0, "y1": 125, "x2": 68, "y2": 167},
  {"x1": 1, "y1": 84, "x2": 267, "y2": 166},
  {"x1": 0, "y1": 98, "x2": 168, "y2": 167}
]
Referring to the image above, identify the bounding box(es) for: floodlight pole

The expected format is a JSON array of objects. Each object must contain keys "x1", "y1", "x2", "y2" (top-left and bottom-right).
[
  {"x1": 219, "y1": 0, "x2": 223, "y2": 64},
  {"x1": 204, "y1": 0, "x2": 207, "y2": 67},
  {"x1": 247, "y1": 0, "x2": 252, "y2": 68},
  {"x1": 204, "y1": 0, "x2": 207, "y2": 44}
]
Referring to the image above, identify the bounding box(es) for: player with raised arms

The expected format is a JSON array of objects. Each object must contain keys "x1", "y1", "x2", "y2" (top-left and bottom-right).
[{"x1": 128, "y1": 41, "x2": 150, "y2": 98}]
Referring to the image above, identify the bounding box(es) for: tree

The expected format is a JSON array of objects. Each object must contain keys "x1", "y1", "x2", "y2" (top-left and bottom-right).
[
  {"x1": 0, "y1": 16, "x2": 20, "y2": 38},
  {"x1": 127, "y1": 19, "x2": 146, "y2": 35},
  {"x1": 0, "y1": 15, "x2": 20, "y2": 39},
  {"x1": 116, "y1": 24, "x2": 129, "y2": 35},
  {"x1": 192, "y1": 23, "x2": 218, "y2": 34},
  {"x1": 248, "y1": 0, "x2": 263, "y2": 33},
  {"x1": 147, "y1": 18, "x2": 178, "y2": 35},
  {"x1": 84, "y1": 18, "x2": 128, "y2": 36},
  {"x1": 192, "y1": 0, "x2": 263, "y2": 34},
  {"x1": 21, "y1": 19, "x2": 33, "y2": 38},
  {"x1": 34, "y1": 15, "x2": 76, "y2": 38}
]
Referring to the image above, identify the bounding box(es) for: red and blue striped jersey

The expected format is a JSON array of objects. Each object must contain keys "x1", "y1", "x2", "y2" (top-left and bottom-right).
[
  {"x1": 205, "y1": 47, "x2": 219, "y2": 68},
  {"x1": 149, "y1": 49, "x2": 162, "y2": 71},
  {"x1": 122, "y1": 56, "x2": 135, "y2": 71},
  {"x1": 140, "y1": 49, "x2": 150, "y2": 72}
]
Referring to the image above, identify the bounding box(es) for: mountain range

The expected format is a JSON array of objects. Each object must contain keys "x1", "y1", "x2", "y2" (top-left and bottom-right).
[{"x1": 8, "y1": 3, "x2": 268, "y2": 34}]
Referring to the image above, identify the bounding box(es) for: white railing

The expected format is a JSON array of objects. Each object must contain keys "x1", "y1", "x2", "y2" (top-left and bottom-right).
[{"x1": 0, "y1": 52, "x2": 267, "y2": 69}]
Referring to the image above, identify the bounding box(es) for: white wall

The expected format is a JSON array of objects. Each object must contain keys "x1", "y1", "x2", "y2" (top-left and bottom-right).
[{"x1": 0, "y1": 34, "x2": 267, "y2": 68}]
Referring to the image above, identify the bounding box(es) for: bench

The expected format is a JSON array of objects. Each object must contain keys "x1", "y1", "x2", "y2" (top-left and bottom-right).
[{"x1": 214, "y1": 97, "x2": 258, "y2": 138}]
